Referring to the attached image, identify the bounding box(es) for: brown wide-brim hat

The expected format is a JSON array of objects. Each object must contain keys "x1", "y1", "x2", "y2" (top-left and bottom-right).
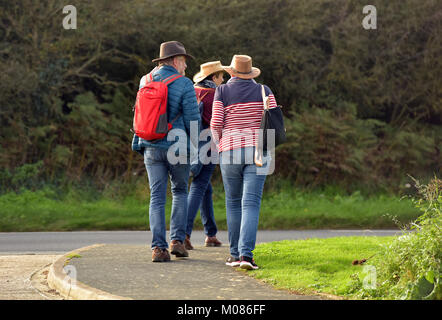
[
  {"x1": 152, "y1": 41, "x2": 194, "y2": 62},
  {"x1": 222, "y1": 55, "x2": 261, "y2": 79},
  {"x1": 193, "y1": 61, "x2": 225, "y2": 83}
]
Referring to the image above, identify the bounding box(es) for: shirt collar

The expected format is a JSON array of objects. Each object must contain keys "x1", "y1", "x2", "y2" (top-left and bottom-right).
[
  {"x1": 197, "y1": 79, "x2": 217, "y2": 89},
  {"x1": 227, "y1": 76, "x2": 255, "y2": 84}
]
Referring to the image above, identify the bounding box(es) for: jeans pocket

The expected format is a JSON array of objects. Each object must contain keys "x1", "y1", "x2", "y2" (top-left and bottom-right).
[{"x1": 144, "y1": 147, "x2": 161, "y2": 165}]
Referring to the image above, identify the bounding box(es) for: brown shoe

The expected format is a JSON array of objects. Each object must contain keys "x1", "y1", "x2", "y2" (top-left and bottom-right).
[
  {"x1": 152, "y1": 247, "x2": 171, "y2": 262},
  {"x1": 205, "y1": 236, "x2": 222, "y2": 247},
  {"x1": 170, "y1": 240, "x2": 189, "y2": 257},
  {"x1": 184, "y1": 234, "x2": 194, "y2": 250}
]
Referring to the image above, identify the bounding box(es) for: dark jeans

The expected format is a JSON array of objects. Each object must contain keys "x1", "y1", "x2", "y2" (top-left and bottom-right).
[
  {"x1": 186, "y1": 162, "x2": 217, "y2": 237},
  {"x1": 186, "y1": 122, "x2": 218, "y2": 238}
]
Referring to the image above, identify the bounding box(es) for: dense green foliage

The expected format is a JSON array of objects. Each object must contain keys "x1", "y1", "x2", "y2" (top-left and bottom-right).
[
  {"x1": 1, "y1": 0, "x2": 441, "y2": 190},
  {"x1": 350, "y1": 178, "x2": 441, "y2": 299}
]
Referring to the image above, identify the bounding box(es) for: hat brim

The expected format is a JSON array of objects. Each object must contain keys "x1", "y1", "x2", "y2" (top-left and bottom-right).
[
  {"x1": 193, "y1": 68, "x2": 225, "y2": 83},
  {"x1": 222, "y1": 66, "x2": 261, "y2": 79},
  {"x1": 152, "y1": 53, "x2": 195, "y2": 63}
]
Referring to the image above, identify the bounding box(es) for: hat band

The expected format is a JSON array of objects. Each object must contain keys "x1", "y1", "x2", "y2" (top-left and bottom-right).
[{"x1": 230, "y1": 66, "x2": 253, "y2": 75}]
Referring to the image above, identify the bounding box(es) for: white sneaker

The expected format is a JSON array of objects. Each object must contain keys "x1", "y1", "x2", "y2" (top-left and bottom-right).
[{"x1": 225, "y1": 256, "x2": 240, "y2": 267}]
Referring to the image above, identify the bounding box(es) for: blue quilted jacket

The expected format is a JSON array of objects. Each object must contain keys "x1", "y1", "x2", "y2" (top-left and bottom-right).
[{"x1": 131, "y1": 65, "x2": 201, "y2": 155}]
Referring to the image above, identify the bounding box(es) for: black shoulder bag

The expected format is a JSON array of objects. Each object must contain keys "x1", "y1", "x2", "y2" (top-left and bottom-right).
[{"x1": 255, "y1": 85, "x2": 287, "y2": 167}]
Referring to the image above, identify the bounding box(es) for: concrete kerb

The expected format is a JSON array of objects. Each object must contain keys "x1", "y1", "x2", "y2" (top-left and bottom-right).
[{"x1": 47, "y1": 244, "x2": 132, "y2": 300}]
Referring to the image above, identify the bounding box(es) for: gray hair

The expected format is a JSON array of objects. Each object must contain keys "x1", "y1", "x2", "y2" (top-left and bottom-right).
[{"x1": 158, "y1": 57, "x2": 175, "y2": 66}]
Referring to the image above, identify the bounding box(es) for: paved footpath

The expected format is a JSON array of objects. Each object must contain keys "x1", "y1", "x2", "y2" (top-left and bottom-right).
[
  {"x1": 67, "y1": 244, "x2": 322, "y2": 300},
  {"x1": 0, "y1": 255, "x2": 62, "y2": 300},
  {"x1": 0, "y1": 230, "x2": 404, "y2": 300}
]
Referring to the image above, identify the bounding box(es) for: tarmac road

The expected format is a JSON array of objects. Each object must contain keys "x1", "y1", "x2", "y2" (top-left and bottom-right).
[{"x1": 0, "y1": 229, "x2": 404, "y2": 254}]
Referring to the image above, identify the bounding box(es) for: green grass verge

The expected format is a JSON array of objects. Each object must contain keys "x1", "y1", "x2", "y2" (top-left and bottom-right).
[
  {"x1": 249, "y1": 236, "x2": 395, "y2": 299},
  {"x1": 0, "y1": 186, "x2": 419, "y2": 231}
]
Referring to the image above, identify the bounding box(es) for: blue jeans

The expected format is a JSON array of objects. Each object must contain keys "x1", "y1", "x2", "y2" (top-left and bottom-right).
[
  {"x1": 144, "y1": 147, "x2": 190, "y2": 249},
  {"x1": 186, "y1": 162, "x2": 217, "y2": 237},
  {"x1": 220, "y1": 147, "x2": 269, "y2": 259}
]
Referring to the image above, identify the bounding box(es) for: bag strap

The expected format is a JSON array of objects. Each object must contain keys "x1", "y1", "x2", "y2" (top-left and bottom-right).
[
  {"x1": 170, "y1": 112, "x2": 182, "y2": 125},
  {"x1": 164, "y1": 74, "x2": 183, "y2": 124},
  {"x1": 255, "y1": 85, "x2": 269, "y2": 167},
  {"x1": 144, "y1": 71, "x2": 155, "y2": 84},
  {"x1": 261, "y1": 84, "x2": 270, "y2": 110},
  {"x1": 162, "y1": 74, "x2": 183, "y2": 85},
  {"x1": 194, "y1": 86, "x2": 215, "y2": 91},
  {"x1": 145, "y1": 72, "x2": 182, "y2": 85},
  {"x1": 197, "y1": 91, "x2": 210, "y2": 104}
]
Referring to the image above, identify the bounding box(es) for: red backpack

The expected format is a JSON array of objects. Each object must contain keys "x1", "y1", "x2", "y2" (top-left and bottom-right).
[{"x1": 133, "y1": 73, "x2": 183, "y2": 141}]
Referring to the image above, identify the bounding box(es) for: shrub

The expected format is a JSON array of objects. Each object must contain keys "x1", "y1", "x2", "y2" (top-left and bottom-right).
[
  {"x1": 0, "y1": 161, "x2": 44, "y2": 192},
  {"x1": 351, "y1": 177, "x2": 441, "y2": 300}
]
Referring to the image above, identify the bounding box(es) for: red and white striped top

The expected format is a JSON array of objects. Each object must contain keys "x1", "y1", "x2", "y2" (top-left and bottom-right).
[{"x1": 210, "y1": 94, "x2": 278, "y2": 152}]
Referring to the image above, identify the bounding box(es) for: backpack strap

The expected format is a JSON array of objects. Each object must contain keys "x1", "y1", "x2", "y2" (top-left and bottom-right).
[
  {"x1": 194, "y1": 86, "x2": 215, "y2": 91},
  {"x1": 197, "y1": 91, "x2": 210, "y2": 104},
  {"x1": 143, "y1": 72, "x2": 154, "y2": 84},
  {"x1": 141, "y1": 73, "x2": 154, "y2": 86},
  {"x1": 164, "y1": 74, "x2": 183, "y2": 124},
  {"x1": 195, "y1": 87, "x2": 214, "y2": 104},
  {"x1": 162, "y1": 74, "x2": 183, "y2": 85},
  {"x1": 170, "y1": 112, "x2": 182, "y2": 125},
  {"x1": 145, "y1": 66, "x2": 181, "y2": 85}
]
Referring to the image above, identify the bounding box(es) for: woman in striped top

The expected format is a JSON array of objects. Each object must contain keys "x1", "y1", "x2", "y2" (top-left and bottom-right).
[{"x1": 211, "y1": 55, "x2": 277, "y2": 270}]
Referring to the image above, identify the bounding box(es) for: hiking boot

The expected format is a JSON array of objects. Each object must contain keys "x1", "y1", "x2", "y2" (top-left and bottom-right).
[
  {"x1": 152, "y1": 247, "x2": 171, "y2": 262},
  {"x1": 184, "y1": 235, "x2": 194, "y2": 250},
  {"x1": 205, "y1": 236, "x2": 222, "y2": 247},
  {"x1": 240, "y1": 256, "x2": 259, "y2": 270},
  {"x1": 225, "y1": 256, "x2": 240, "y2": 267},
  {"x1": 170, "y1": 240, "x2": 189, "y2": 257}
]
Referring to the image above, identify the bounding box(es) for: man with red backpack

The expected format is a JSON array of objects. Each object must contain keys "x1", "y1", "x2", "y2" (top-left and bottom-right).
[{"x1": 132, "y1": 41, "x2": 201, "y2": 262}]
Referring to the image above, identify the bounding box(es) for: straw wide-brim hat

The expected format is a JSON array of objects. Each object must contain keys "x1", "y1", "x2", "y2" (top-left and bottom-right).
[
  {"x1": 193, "y1": 61, "x2": 225, "y2": 83},
  {"x1": 152, "y1": 41, "x2": 194, "y2": 62},
  {"x1": 222, "y1": 55, "x2": 261, "y2": 79}
]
